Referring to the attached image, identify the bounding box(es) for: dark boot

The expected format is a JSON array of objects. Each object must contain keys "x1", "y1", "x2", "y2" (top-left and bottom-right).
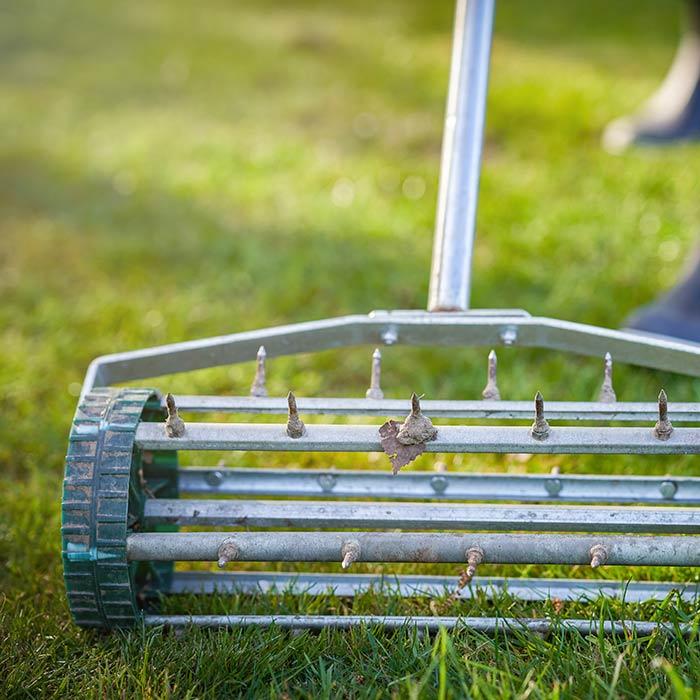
[
  {"x1": 603, "y1": 1, "x2": 700, "y2": 152},
  {"x1": 625, "y1": 255, "x2": 700, "y2": 343}
]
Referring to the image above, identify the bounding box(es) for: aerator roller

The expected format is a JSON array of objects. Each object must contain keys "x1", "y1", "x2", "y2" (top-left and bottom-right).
[{"x1": 62, "y1": 0, "x2": 700, "y2": 634}]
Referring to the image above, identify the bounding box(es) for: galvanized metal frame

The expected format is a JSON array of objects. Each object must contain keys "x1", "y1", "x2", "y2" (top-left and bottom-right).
[{"x1": 61, "y1": 0, "x2": 700, "y2": 635}]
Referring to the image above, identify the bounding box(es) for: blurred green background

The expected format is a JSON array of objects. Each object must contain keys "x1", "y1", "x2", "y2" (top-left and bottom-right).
[{"x1": 2, "y1": 0, "x2": 700, "y2": 696}]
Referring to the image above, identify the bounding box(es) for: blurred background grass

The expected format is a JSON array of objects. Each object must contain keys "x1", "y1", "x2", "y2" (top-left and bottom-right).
[{"x1": 2, "y1": 0, "x2": 700, "y2": 696}]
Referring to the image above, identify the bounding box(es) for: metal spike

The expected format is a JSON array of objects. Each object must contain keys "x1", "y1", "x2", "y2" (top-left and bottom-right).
[
  {"x1": 589, "y1": 544, "x2": 607, "y2": 569},
  {"x1": 530, "y1": 391, "x2": 550, "y2": 440},
  {"x1": 286, "y1": 391, "x2": 306, "y2": 438},
  {"x1": 653, "y1": 389, "x2": 673, "y2": 440},
  {"x1": 164, "y1": 393, "x2": 186, "y2": 438},
  {"x1": 250, "y1": 345, "x2": 268, "y2": 397},
  {"x1": 465, "y1": 546, "x2": 484, "y2": 581},
  {"x1": 341, "y1": 540, "x2": 361, "y2": 570},
  {"x1": 597, "y1": 352, "x2": 616, "y2": 403},
  {"x1": 481, "y1": 350, "x2": 501, "y2": 400},
  {"x1": 365, "y1": 348, "x2": 384, "y2": 400},
  {"x1": 217, "y1": 538, "x2": 239, "y2": 568},
  {"x1": 397, "y1": 393, "x2": 438, "y2": 445}
]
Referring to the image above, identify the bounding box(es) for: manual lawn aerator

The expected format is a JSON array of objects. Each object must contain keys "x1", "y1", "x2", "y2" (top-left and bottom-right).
[{"x1": 62, "y1": 0, "x2": 700, "y2": 635}]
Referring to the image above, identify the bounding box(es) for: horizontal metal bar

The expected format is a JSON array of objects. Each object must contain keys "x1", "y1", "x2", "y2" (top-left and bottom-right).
[
  {"x1": 136, "y1": 421, "x2": 700, "y2": 454},
  {"x1": 142, "y1": 613, "x2": 691, "y2": 636},
  {"x1": 144, "y1": 498, "x2": 700, "y2": 533},
  {"x1": 171, "y1": 396, "x2": 700, "y2": 423},
  {"x1": 167, "y1": 571, "x2": 700, "y2": 603},
  {"x1": 82, "y1": 311, "x2": 700, "y2": 399},
  {"x1": 126, "y1": 532, "x2": 700, "y2": 566},
  {"x1": 177, "y1": 467, "x2": 700, "y2": 504}
]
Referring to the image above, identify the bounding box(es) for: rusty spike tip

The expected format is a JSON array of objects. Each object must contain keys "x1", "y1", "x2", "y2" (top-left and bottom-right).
[
  {"x1": 217, "y1": 539, "x2": 239, "y2": 569},
  {"x1": 373, "y1": 347, "x2": 381, "y2": 360},
  {"x1": 530, "y1": 391, "x2": 550, "y2": 440},
  {"x1": 396, "y1": 392, "x2": 437, "y2": 446},
  {"x1": 597, "y1": 352, "x2": 616, "y2": 403},
  {"x1": 341, "y1": 541, "x2": 360, "y2": 569},
  {"x1": 653, "y1": 389, "x2": 673, "y2": 440},
  {"x1": 589, "y1": 544, "x2": 607, "y2": 569},
  {"x1": 257, "y1": 345, "x2": 266, "y2": 359},
  {"x1": 286, "y1": 391, "x2": 306, "y2": 438},
  {"x1": 249, "y1": 345, "x2": 268, "y2": 397},
  {"x1": 411, "y1": 392, "x2": 422, "y2": 414},
  {"x1": 164, "y1": 393, "x2": 186, "y2": 438},
  {"x1": 465, "y1": 546, "x2": 484, "y2": 580}
]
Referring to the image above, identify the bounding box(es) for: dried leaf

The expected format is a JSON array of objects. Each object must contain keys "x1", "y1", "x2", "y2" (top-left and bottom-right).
[{"x1": 379, "y1": 420, "x2": 426, "y2": 474}]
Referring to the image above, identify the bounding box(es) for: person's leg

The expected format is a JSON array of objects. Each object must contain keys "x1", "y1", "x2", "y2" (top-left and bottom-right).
[
  {"x1": 603, "y1": 1, "x2": 700, "y2": 152},
  {"x1": 625, "y1": 253, "x2": 700, "y2": 343}
]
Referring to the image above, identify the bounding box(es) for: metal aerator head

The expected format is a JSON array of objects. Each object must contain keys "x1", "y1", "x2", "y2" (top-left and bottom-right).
[
  {"x1": 530, "y1": 391, "x2": 550, "y2": 440},
  {"x1": 653, "y1": 389, "x2": 673, "y2": 441},
  {"x1": 597, "y1": 352, "x2": 616, "y2": 403},
  {"x1": 164, "y1": 393, "x2": 186, "y2": 438},
  {"x1": 341, "y1": 540, "x2": 361, "y2": 569},
  {"x1": 250, "y1": 345, "x2": 268, "y2": 397},
  {"x1": 397, "y1": 393, "x2": 438, "y2": 446},
  {"x1": 365, "y1": 348, "x2": 384, "y2": 400},
  {"x1": 481, "y1": 349, "x2": 501, "y2": 400},
  {"x1": 286, "y1": 391, "x2": 306, "y2": 438}
]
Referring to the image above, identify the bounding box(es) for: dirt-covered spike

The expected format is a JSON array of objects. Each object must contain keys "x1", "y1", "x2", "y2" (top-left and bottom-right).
[
  {"x1": 589, "y1": 544, "x2": 608, "y2": 569},
  {"x1": 530, "y1": 391, "x2": 550, "y2": 440},
  {"x1": 481, "y1": 349, "x2": 501, "y2": 400},
  {"x1": 250, "y1": 345, "x2": 268, "y2": 397},
  {"x1": 465, "y1": 546, "x2": 484, "y2": 581},
  {"x1": 164, "y1": 393, "x2": 186, "y2": 438},
  {"x1": 365, "y1": 348, "x2": 384, "y2": 400},
  {"x1": 341, "y1": 540, "x2": 361, "y2": 570},
  {"x1": 653, "y1": 389, "x2": 673, "y2": 440},
  {"x1": 396, "y1": 393, "x2": 438, "y2": 445},
  {"x1": 217, "y1": 538, "x2": 239, "y2": 569},
  {"x1": 286, "y1": 391, "x2": 306, "y2": 438},
  {"x1": 597, "y1": 352, "x2": 616, "y2": 403}
]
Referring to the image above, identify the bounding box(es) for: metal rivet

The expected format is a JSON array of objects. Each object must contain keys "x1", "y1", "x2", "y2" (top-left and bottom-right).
[
  {"x1": 659, "y1": 480, "x2": 677, "y2": 500},
  {"x1": 317, "y1": 473, "x2": 337, "y2": 492},
  {"x1": 544, "y1": 478, "x2": 562, "y2": 497},
  {"x1": 430, "y1": 475, "x2": 449, "y2": 494},
  {"x1": 381, "y1": 327, "x2": 398, "y2": 345},
  {"x1": 206, "y1": 470, "x2": 224, "y2": 487},
  {"x1": 341, "y1": 540, "x2": 361, "y2": 569},
  {"x1": 365, "y1": 348, "x2": 384, "y2": 400},
  {"x1": 500, "y1": 326, "x2": 517, "y2": 346}
]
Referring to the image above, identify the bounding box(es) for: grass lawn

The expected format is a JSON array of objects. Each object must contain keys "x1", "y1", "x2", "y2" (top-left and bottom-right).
[{"x1": 2, "y1": 0, "x2": 700, "y2": 696}]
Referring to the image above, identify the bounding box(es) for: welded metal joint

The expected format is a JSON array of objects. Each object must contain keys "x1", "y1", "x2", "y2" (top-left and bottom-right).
[
  {"x1": 397, "y1": 394, "x2": 438, "y2": 445},
  {"x1": 653, "y1": 390, "x2": 673, "y2": 441},
  {"x1": 589, "y1": 544, "x2": 608, "y2": 569},
  {"x1": 341, "y1": 540, "x2": 361, "y2": 569},
  {"x1": 250, "y1": 345, "x2": 268, "y2": 397},
  {"x1": 481, "y1": 349, "x2": 501, "y2": 400},
  {"x1": 465, "y1": 546, "x2": 484, "y2": 581},
  {"x1": 598, "y1": 352, "x2": 616, "y2": 403},
  {"x1": 530, "y1": 392, "x2": 550, "y2": 440},
  {"x1": 365, "y1": 348, "x2": 384, "y2": 400},
  {"x1": 286, "y1": 391, "x2": 306, "y2": 438},
  {"x1": 164, "y1": 393, "x2": 186, "y2": 438},
  {"x1": 217, "y1": 538, "x2": 239, "y2": 568}
]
